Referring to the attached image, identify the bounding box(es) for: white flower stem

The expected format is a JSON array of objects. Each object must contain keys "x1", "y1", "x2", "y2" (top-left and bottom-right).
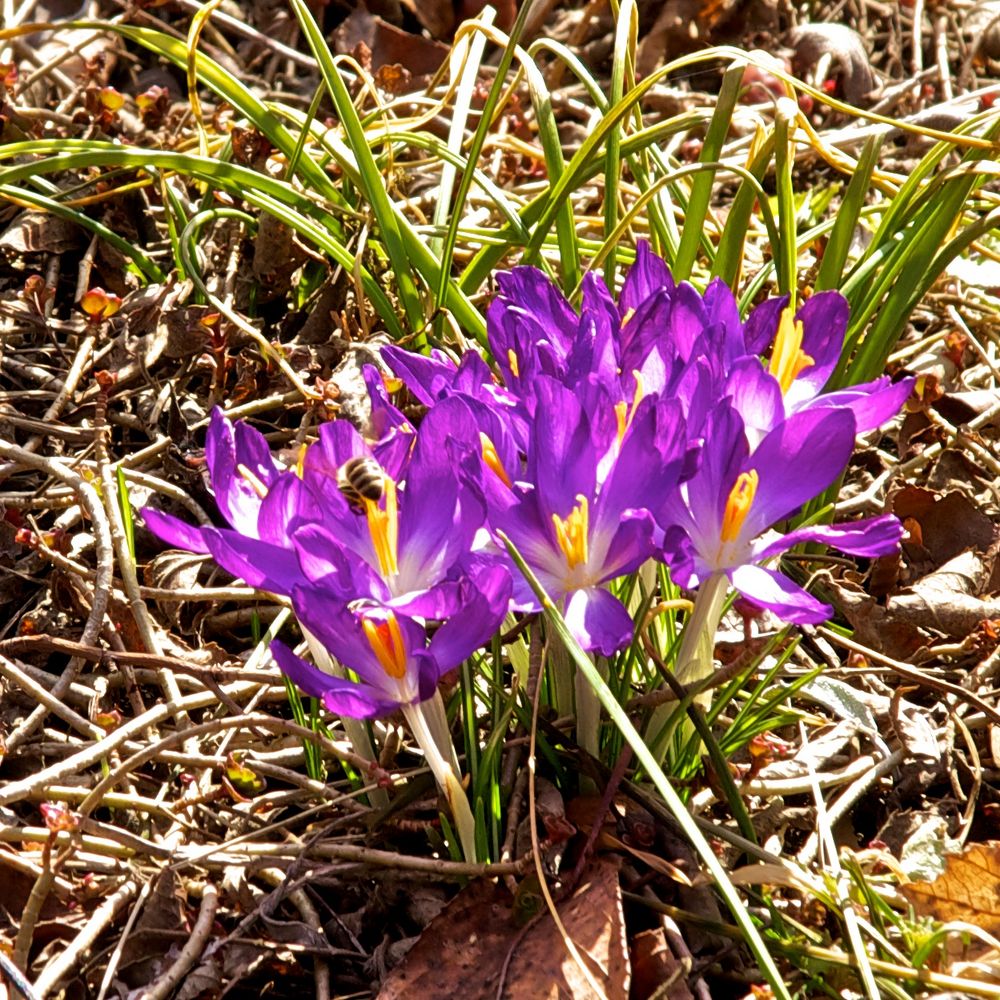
[
  {"x1": 402, "y1": 703, "x2": 478, "y2": 863},
  {"x1": 548, "y1": 629, "x2": 575, "y2": 722},
  {"x1": 645, "y1": 572, "x2": 729, "y2": 763},
  {"x1": 574, "y1": 652, "x2": 603, "y2": 756},
  {"x1": 420, "y1": 689, "x2": 461, "y2": 775}
]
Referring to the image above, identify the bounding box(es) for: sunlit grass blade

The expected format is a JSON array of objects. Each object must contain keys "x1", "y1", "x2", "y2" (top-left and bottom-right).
[
  {"x1": 0, "y1": 142, "x2": 403, "y2": 338},
  {"x1": 814, "y1": 135, "x2": 882, "y2": 293},
  {"x1": 772, "y1": 99, "x2": 800, "y2": 297},
  {"x1": 0, "y1": 183, "x2": 165, "y2": 282},
  {"x1": 602, "y1": 0, "x2": 637, "y2": 286},
  {"x1": 672, "y1": 59, "x2": 745, "y2": 281},
  {"x1": 710, "y1": 132, "x2": 774, "y2": 289},
  {"x1": 432, "y1": 1, "x2": 535, "y2": 312},
  {"x1": 116, "y1": 467, "x2": 135, "y2": 564},
  {"x1": 287, "y1": 0, "x2": 424, "y2": 333}
]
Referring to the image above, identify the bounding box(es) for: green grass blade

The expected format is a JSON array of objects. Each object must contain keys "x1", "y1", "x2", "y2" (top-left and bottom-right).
[
  {"x1": 116, "y1": 467, "x2": 135, "y2": 563},
  {"x1": 602, "y1": 0, "x2": 637, "y2": 286},
  {"x1": 0, "y1": 183, "x2": 164, "y2": 282},
  {"x1": 433, "y1": 2, "x2": 535, "y2": 312},
  {"x1": 498, "y1": 531, "x2": 792, "y2": 1000},
  {"x1": 288, "y1": 0, "x2": 424, "y2": 332},
  {"x1": 772, "y1": 100, "x2": 800, "y2": 297},
  {"x1": 710, "y1": 133, "x2": 774, "y2": 289},
  {"x1": 814, "y1": 135, "x2": 882, "y2": 292},
  {"x1": 0, "y1": 142, "x2": 403, "y2": 338},
  {"x1": 672, "y1": 59, "x2": 745, "y2": 281}
]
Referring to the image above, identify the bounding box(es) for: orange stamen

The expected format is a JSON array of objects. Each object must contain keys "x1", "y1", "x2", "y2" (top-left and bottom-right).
[
  {"x1": 480, "y1": 433, "x2": 513, "y2": 488},
  {"x1": 362, "y1": 613, "x2": 407, "y2": 679},
  {"x1": 365, "y1": 476, "x2": 399, "y2": 577}
]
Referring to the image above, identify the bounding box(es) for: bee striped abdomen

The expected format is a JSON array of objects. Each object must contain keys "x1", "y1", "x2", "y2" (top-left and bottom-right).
[{"x1": 337, "y1": 456, "x2": 385, "y2": 511}]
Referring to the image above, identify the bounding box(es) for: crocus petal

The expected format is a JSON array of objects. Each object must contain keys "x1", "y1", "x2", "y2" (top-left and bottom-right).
[
  {"x1": 428, "y1": 565, "x2": 512, "y2": 669},
  {"x1": 203, "y1": 528, "x2": 305, "y2": 594},
  {"x1": 724, "y1": 358, "x2": 784, "y2": 445},
  {"x1": 789, "y1": 291, "x2": 850, "y2": 397},
  {"x1": 270, "y1": 641, "x2": 397, "y2": 719},
  {"x1": 740, "y1": 407, "x2": 856, "y2": 536},
  {"x1": 589, "y1": 511, "x2": 659, "y2": 584},
  {"x1": 380, "y1": 344, "x2": 458, "y2": 405},
  {"x1": 528, "y1": 377, "x2": 598, "y2": 518},
  {"x1": 270, "y1": 639, "x2": 337, "y2": 700},
  {"x1": 743, "y1": 294, "x2": 788, "y2": 356},
  {"x1": 619, "y1": 239, "x2": 674, "y2": 315},
  {"x1": 141, "y1": 507, "x2": 211, "y2": 554},
  {"x1": 805, "y1": 376, "x2": 914, "y2": 433},
  {"x1": 204, "y1": 409, "x2": 274, "y2": 535},
  {"x1": 729, "y1": 563, "x2": 832, "y2": 624},
  {"x1": 755, "y1": 514, "x2": 904, "y2": 562},
  {"x1": 564, "y1": 587, "x2": 634, "y2": 655},
  {"x1": 292, "y1": 524, "x2": 387, "y2": 598}
]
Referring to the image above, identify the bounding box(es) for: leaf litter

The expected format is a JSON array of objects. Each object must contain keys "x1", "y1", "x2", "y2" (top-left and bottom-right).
[{"x1": 1, "y1": 0, "x2": 1000, "y2": 997}]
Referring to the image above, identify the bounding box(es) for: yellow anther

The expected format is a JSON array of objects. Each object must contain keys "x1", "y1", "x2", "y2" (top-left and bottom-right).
[
  {"x1": 382, "y1": 374, "x2": 404, "y2": 393},
  {"x1": 614, "y1": 370, "x2": 645, "y2": 444},
  {"x1": 362, "y1": 613, "x2": 407, "y2": 679},
  {"x1": 480, "y1": 433, "x2": 512, "y2": 489},
  {"x1": 552, "y1": 495, "x2": 590, "y2": 570},
  {"x1": 295, "y1": 443, "x2": 307, "y2": 479},
  {"x1": 720, "y1": 470, "x2": 759, "y2": 544},
  {"x1": 621, "y1": 306, "x2": 636, "y2": 327},
  {"x1": 366, "y1": 476, "x2": 399, "y2": 577},
  {"x1": 236, "y1": 463, "x2": 268, "y2": 499},
  {"x1": 768, "y1": 307, "x2": 814, "y2": 395},
  {"x1": 507, "y1": 348, "x2": 520, "y2": 379}
]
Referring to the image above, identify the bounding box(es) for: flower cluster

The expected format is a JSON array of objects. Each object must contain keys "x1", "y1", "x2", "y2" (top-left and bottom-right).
[{"x1": 144, "y1": 243, "x2": 911, "y2": 718}]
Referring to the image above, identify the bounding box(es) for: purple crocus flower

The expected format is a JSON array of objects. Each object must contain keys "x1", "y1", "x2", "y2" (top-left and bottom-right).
[
  {"x1": 271, "y1": 566, "x2": 511, "y2": 719},
  {"x1": 291, "y1": 403, "x2": 493, "y2": 618},
  {"x1": 486, "y1": 375, "x2": 688, "y2": 655},
  {"x1": 141, "y1": 408, "x2": 313, "y2": 594},
  {"x1": 660, "y1": 402, "x2": 904, "y2": 624},
  {"x1": 728, "y1": 293, "x2": 914, "y2": 447}
]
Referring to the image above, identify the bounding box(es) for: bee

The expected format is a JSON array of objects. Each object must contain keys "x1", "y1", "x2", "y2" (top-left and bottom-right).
[{"x1": 337, "y1": 456, "x2": 385, "y2": 512}]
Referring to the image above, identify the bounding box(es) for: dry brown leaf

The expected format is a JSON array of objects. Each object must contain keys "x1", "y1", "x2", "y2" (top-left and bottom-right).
[
  {"x1": 902, "y1": 841, "x2": 1000, "y2": 934},
  {"x1": 630, "y1": 928, "x2": 695, "y2": 1000},
  {"x1": 335, "y1": 7, "x2": 450, "y2": 76},
  {"x1": 377, "y1": 857, "x2": 628, "y2": 1000},
  {"x1": 901, "y1": 840, "x2": 1000, "y2": 977}
]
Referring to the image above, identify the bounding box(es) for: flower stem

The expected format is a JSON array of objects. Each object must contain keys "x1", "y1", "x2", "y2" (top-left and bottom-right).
[
  {"x1": 645, "y1": 571, "x2": 729, "y2": 763},
  {"x1": 574, "y1": 652, "x2": 604, "y2": 765},
  {"x1": 402, "y1": 703, "x2": 478, "y2": 863},
  {"x1": 420, "y1": 689, "x2": 462, "y2": 774},
  {"x1": 548, "y1": 630, "x2": 575, "y2": 722}
]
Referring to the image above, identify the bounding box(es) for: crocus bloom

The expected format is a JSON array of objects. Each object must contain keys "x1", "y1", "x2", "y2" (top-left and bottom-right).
[
  {"x1": 485, "y1": 375, "x2": 688, "y2": 655},
  {"x1": 272, "y1": 566, "x2": 511, "y2": 864},
  {"x1": 271, "y1": 566, "x2": 511, "y2": 720},
  {"x1": 728, "y1": 292, "x2": 914, "y2": 448},
  {"x1": 141, "y1": 408, "x2": 313, "y2": 594},
  {"x1": 660, "y1": 402, "x2": 904, "y2": 625},
  {"x1": 291, "y1": 402, "x2": 494, "y2": 618}
]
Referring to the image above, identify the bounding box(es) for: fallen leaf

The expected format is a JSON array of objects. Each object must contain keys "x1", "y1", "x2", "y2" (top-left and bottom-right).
[
  {"x1": 631, "y1": 928, "x2": 695, "y2": 1000},
  {"x1": 377, "y1": 857, "x2": 629, "y2": 999},
  {"x1": 901, "y1": 841, "x2": 1000, "y2": 974}
]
